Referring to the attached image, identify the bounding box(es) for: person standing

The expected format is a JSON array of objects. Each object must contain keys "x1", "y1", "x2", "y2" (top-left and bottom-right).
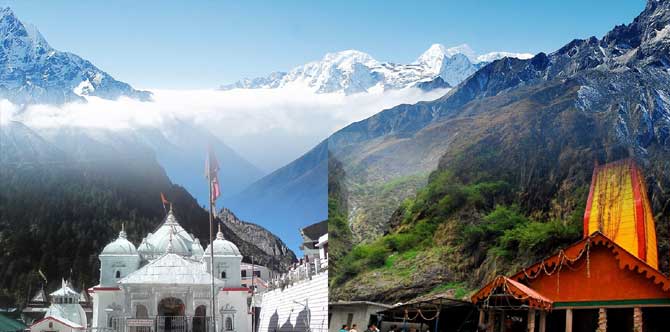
[
  {"x1": 340, "y1": 325, "x2": 349, "y2": 332},
  {"x1": 351, "y1": 324, "x2": 359, "y2": 332}
]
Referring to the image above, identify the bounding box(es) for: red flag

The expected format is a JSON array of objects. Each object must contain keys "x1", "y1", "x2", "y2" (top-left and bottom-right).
[{"x1": 205, "y1": 146, "x2": 221, "y2": 203}]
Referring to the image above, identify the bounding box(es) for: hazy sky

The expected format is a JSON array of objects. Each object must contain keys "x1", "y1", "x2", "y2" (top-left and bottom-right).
[{"x1": 2, "y1": 0, "x2": 645, "y2": 89}]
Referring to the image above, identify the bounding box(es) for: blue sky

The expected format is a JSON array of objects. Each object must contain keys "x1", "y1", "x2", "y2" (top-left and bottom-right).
[{"x1": 3, "y1": 0, "x2": 645, "y2": 89}]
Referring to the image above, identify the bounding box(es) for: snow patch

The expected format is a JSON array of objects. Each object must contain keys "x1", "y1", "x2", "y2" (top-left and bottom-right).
[
  {"x1": 576, "y1": 85, "x2": 601, "y2": 111},
  {"x1": 475, "y1": 51, "x2": 534, "y2": 62},
  {"x1": 73, "y1": 80, "x2": 95, "y2": 96}
]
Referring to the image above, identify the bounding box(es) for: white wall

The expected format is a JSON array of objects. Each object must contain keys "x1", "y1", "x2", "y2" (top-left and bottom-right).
[
  {"x1": 91, "y1": 289, "x2": 124, "y2": 329},
  {"x1": 206, "y1": 256, "x2": 243, "y2": 288},
  {"x1": 257, "y1": 273, "x2": 328, "y2": 332},
  {"x1": 31, "y1": 318, "x2": 81, "y2": 332},
  {"x1": 328, "y1": 304, "x2": 390, "y2": 332},
  {"x1": 100, "y1": 255, "x2": 140, "y2": 286},
  {"x1": 217, "y1": 289, "x2": 250, "y2": 332}
]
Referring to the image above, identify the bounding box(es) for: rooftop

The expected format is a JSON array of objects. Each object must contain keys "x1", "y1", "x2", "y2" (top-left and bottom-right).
[{"x1": 119, "y1": 253, "x2": 224, "y2": 285}]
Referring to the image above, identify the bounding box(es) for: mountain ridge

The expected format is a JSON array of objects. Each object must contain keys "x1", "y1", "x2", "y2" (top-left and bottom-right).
[
  {"x1": 0, "y1": 121, "x2": 296, "y2": 305},
  {"x1": 329, "y1": 0, "x2": 670, "y2": 302},
  {"x1": 0, "y1": 7, "x2": 151, "y2": 104},
  {"x1": 220, "y1": 44, "x2": 532, "y2": 94}
]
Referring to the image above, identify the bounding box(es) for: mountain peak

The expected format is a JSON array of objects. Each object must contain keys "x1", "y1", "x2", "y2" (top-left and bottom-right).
[
  {"x1": 415, "y1": 43, "x2": 476, "y2": 67},
  {"x1": 221, "y1": 44, "x2": 533, "y2": 94},
  {"x1": 0, "y1": 7, "x2": 151, "y2": 104},
  {"x1": 318, "y1": 49, "x2": 379, "y2": 68},
  {"x1": 1, "y1": 6, "x2": 15, "y2": 18}
]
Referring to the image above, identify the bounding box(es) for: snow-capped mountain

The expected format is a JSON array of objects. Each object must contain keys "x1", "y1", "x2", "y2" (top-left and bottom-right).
[
  {"x1": 0, "y1": 7, "x2": 151, "y2": 104},
  {"x1": 220, "y1": 44, "x2": 533, "y2": 94}
]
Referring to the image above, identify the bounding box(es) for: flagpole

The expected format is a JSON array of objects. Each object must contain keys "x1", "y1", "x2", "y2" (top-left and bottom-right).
[
  {"x1": 251, "y1": 255, "x2": 255, "y2": 332},
  {"x1": 208, "y1": 170, "x2": 217, "y2": 332}
]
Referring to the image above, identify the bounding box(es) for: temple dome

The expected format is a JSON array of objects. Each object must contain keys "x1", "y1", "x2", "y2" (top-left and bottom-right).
[
  {"x1": 204, "y1": 225, "x2": 241, "y2": 257},
  {"x1": 192, "y1": 238, "x2": 205, "y2": 258},
  {"x1": 137, "y1": 238, "x2": 155, "y2": 255},
  {"x1": 142, "y1": 208, "x2": 195, "y2": 257},
  {"x1": 101, "y1": 225, "x2": 137, "y2": 256}
]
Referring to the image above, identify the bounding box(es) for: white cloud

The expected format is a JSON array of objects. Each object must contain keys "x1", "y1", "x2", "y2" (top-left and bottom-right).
[{"x1": 0, "y1": 86, "x2": 448, "y2": 170}]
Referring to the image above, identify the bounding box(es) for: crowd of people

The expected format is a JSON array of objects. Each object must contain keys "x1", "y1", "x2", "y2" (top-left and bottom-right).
[
  {"x1": 338, "y1": 324, "x2": 438, "y2": 332},
  {"x1": 338, "y1": 324, "x2": 383, "y2": 332}
]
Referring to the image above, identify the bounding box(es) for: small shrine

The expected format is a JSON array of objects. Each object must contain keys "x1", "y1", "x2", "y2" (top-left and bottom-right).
[{"x1": 471, "y1": 159, "x2": 670, "y2": 332}]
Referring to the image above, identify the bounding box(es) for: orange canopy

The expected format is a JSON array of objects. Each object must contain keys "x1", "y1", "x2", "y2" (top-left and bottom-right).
[{"x1": 472, "y1": 275, "x2": 553, "y2": 311}]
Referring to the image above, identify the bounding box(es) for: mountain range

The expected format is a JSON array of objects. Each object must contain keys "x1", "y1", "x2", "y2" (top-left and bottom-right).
[
  {"x1": 0, "y1": 7, "x2": 150, "y2": 104},
  {"x1": 220, "y1": 44, "x2": 533, "y2": 94},
  {"x1": 223, "y1": 46, "x2": 533, "y2": 237},
  {"x1": 329, "y1": 0, "x2": 670, "y2": 302},
  {"x1": 0, "y1": 7, "x2": 264, "y2": 200},
  {"x1": 0, "y1": 121, "x2": 295, "y2": 306}
]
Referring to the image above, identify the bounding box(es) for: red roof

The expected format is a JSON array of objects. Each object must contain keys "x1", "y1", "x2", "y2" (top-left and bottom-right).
[
  {"x1": 472, "y1": 276, "x2": 553, "y2": 310},
  {"x1": 510, "y1": 232, "x2": 670, "y2": 292},
  {"x1": 473, "y1": 232, "x2": 670, "y2": 310},
  {"x1": 30, "y1": 316, "x2": 86, "y2": 330}
]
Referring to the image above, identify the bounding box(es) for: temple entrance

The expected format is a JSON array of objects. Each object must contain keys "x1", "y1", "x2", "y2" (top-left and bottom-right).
[
  {"x1": 158, "y1": 298, "x2": 187, "y2": 332},
  {"x1": 192, "y1": 305, "x2": 207, "y2": 332},
  {"x1": 158, "y1": 298, "x2": 185, "y2": 316}
]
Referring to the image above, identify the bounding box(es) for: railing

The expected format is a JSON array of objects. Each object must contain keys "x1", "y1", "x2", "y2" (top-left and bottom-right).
[
  {"x1": 268, "y1": 257, "x2": 327, "y2": 291},
  {"x1": 101, "y1": 316, "x2": 212, "y2": 332}
]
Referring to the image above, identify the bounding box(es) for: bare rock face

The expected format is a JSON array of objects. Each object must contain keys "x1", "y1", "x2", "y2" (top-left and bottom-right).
[{"x1": 218, "y1": 208, "x2": 297, "y2": 271}]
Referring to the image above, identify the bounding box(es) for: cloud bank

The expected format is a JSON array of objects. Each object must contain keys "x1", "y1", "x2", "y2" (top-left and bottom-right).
[{"x1": 1, "y1": 86, "x2": 448, "y2": 170}]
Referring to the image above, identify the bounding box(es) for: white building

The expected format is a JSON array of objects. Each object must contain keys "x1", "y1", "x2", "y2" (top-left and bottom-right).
[
  {"x1": 327, "y1": 302, "x2": 391, "y2": 332},
  {"x1": 29, "y1": 280, "x2": 88, "y2": 332},
  {"x1": 89, "y1": 208, "x2": 250, "y2": 332},
  {"x1": 258, "y1": 221, "x2": 328, "y2": 332}
]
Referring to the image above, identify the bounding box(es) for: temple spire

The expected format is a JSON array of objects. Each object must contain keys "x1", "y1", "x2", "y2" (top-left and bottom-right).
[
  {"x1": 119, "y1": 223, "x2": 127, "y2": 239},
  {"x1": 216, "y1": 223, "x2": 224, "y2": 240}
]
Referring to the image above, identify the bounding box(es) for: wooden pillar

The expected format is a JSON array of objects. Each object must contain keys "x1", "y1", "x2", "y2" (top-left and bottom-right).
[
  {"x1": 499, "y1": 311, "x2": 505, "y2": 332},
  {"x1": 487, "y1": 310, "x2": 495, "y2": 332},
  {"x1": 479, "y1": 310, "x2": 486, "y2": 326},
  {"x1": 527, "y1": 309, "x2": 536, "y2": 332},
  {"x1": 538, "y1": 311, "x2": 546, "y2": 332},
  {"x1": 633, "y1": 307, "x2": 643, "y2": 332},
  {"x1": 598, "y1": 308, "x2": 608, "y2": 331},
  {"x1": 565, "y1": 309, "x2": 573, "y2": 332}
]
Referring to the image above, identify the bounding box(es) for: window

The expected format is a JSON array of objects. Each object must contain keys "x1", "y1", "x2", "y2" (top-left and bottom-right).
[
  {"x1": 346, "y1": 313, "x2": 354, "y2": 327},
  {"x1": 253, "y1": 271, "x2": 261, "y2": 278},
  {"x1": 49, "y1": 322, "x2": 53, "y2": 328},
  {"x1": 221, "y1": 271, "x2": 226, "y2": 278},
  {"x1": 241, "y1": 270, "x2": 247, "y2": 277},
  {"x1": 115, "y1": 270, "x2": 121, "y2": 278},
  {"x1": 225, "y1": 317, "x2": 233, "y2": 331}
]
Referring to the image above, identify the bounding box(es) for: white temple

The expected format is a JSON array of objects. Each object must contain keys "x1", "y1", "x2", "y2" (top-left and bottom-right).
[{"x1": 88, "y1": 207, "x2": 250, "y2": 332}]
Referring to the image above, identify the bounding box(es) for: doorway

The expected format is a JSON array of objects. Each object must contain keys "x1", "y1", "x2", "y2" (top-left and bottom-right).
[
  {"x1": 158, "y1": 298, "x2": 186, "y2": 332},
  {"x1": 193, "y1": 305, "x2": 208, "y2": 332}
]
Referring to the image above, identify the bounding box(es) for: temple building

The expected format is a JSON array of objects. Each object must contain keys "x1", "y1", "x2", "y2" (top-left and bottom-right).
[
  {"x1": 88, "y1": 207, "x2": 251, "y2": 332},
  {"x1": 472, "y1": 159, "x2": 670, "y2": 332},
  {"x1": 29, "y1": 280, "x2": 87, "y2": 332}
]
